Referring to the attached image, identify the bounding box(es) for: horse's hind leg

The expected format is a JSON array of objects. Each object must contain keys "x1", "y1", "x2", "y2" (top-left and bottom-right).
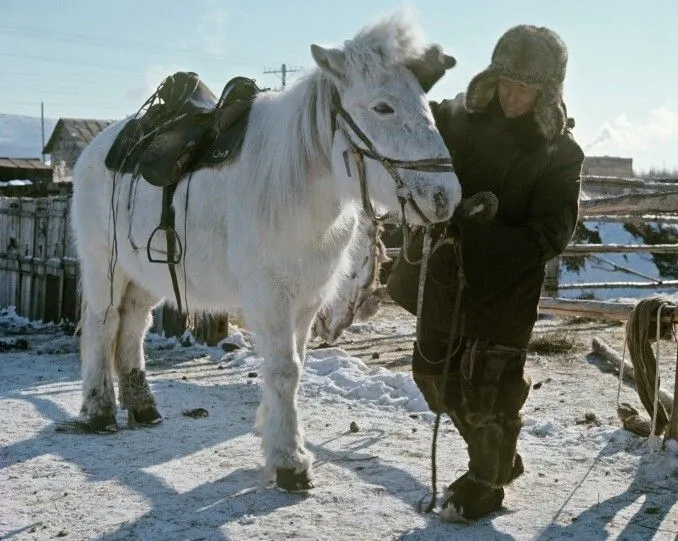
[
  {"x1": 79, "y1": 265, "x2": 126, "y2": 433},
  {"x1": 115, "y1": 281, "x2": 162, "y2": 427}
]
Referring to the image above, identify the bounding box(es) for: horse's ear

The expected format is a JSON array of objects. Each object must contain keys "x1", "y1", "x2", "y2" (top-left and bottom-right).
[{"x1": 311, "y1": 44, "x2": 346, "y2": 83}]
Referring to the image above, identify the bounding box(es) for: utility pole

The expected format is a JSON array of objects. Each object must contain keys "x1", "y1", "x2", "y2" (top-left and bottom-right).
[
  {"x1": 263, "y1": 64, "x2": 302, "y2": 90},
  {"x1": 41, "y1": 102, "x2": 45, "y2": 163}
]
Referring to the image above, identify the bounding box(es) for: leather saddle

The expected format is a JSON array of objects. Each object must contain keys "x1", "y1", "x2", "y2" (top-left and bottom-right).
[
  {"x1": 104, "y1": 72, "x2": 262, "y2": 314},
  {"x1": 105, "y1": 71, "x2": 261, "y2": 187}
]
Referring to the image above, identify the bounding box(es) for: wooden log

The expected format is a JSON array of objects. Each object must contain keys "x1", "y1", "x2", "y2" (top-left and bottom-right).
[
  {"x1": 386, "y1": 237, "x2": 678, "y2": 261},
  {"x1": 564, "y1": 243, "x2": 678, "y2": 254},
  {"x1": 582, "y1": 175, "x2": 678, "y2": 191},
  {"x1": 538, "y1": 297, "x2": 678, "y2": 323},
  {"x1": 579, "y1": 214, "x2": 678, "y2": 224},
  {"x1": 592, "y1": 336, "x2": 635, "y2": 379},
  {"x1": 580, "y1": 190, "x2": 678, "y2": 216},
  {"x1": 556, "y1": 280, "x2": 678, "y2": 290},
  {"x1": 592, "y1": 336, "x2": 674, "y2": 411}
]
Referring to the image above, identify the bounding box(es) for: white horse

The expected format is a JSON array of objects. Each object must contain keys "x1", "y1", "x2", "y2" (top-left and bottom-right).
[{"x1": 70, "y1": 13, "x2": 462, "y2": 491}]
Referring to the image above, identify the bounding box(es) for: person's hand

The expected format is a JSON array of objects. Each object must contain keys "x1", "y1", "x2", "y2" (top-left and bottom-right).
[{"x1": 453, "y1": 191, "x2": 498, "y2": 225}]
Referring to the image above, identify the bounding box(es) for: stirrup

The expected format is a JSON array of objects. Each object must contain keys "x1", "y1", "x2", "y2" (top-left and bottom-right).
[{"x1": 146, "y1": 224, "x2": 183, "y2": 264}]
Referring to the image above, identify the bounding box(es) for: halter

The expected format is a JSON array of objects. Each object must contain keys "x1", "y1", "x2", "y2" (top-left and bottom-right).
[{"x1": 329, "y1": 90, "x2": 455, "y2": 226}]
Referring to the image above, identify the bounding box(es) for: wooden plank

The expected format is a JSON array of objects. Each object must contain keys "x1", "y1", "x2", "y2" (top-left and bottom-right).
[
  {"x1": 387, "y1": 242, "x2": 678, "y2": 260},
  {"x1": 564, "y1": 243, "x2": 678, "y2": 254},
  {"x1": 580, "y1": 190, "x2": 678, "y2": 216},
  {"x1": 64, "y1": 196, "x2": 78, "y2": 259},
  {"x1": 47, "y1": 197, "x2": 69, "y2": 260},
  {"x1": 557, "y1": 280, "x2": 678, "y2": 290},
  {"x1": 46, "y1": 198, "x2": 69, "y2": 321},
  {"x1": 17, "y1": 198, "x2": 36, "y2": 318},
  {"x1": 19, "y1": 262, "x2": 32, "y2": 317},
  {"x1": 0, "y1": 199, "x2": 11, "y2": 308},
  {"x1": 34, "y1": 197, "x2": 49, "y2": 260},
  {"x1": 0, "y1": 199, "x2": 8, "y2": 257},
  {"x1": 19, "y1": 198, "x2": 36, "y2": 259},
  {"x1": 582, "y1": 175, "x2": 678, "y2": 191},
  {"x1": 3, "y1": 198, "x2": 21, "y2": 258},
  {"x1": 579, "y1": 214, "x2": 678, "y2": 224},
  {"x1": 0, "y1": 257, "x2": 20, "y2": 310},
  {"x1": 31, "y1": 258, "x2": 46, "y2": 321},
  {"x1": 538, "y1": 297, "x2": 678, "y2": 322}
]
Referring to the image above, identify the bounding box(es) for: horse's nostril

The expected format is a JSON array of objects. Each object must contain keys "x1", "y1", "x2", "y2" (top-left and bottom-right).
[{"x1": 433, "y1": 190, "x2": 448, "y2": 217}]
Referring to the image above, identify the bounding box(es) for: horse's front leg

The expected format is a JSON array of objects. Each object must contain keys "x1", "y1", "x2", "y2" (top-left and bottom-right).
[
  {"x1": 294, "y1": 298, "x2": 324, "y2": 368},
  {"x1": 245, "y1": 290, "x2": 314, "y2": 492}
]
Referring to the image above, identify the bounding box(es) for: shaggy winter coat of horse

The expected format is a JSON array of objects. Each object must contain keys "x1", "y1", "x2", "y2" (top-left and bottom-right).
[{"x1": 68, "y1": 12, "x2": 463, "y2": 493}]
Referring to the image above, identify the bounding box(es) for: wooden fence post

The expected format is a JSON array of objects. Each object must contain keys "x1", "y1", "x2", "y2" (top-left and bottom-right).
[{"x1": 542, "y1": 258, "x2": 560, "y2": 297}]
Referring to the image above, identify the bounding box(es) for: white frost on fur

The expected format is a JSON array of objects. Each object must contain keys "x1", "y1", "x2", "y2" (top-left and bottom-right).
[
  {"x1": 70, "y1": 10, "x2": 460, "y2": 479},
  {"x1": 312, "y1": 218, "x2": 391, "y2": 343}
]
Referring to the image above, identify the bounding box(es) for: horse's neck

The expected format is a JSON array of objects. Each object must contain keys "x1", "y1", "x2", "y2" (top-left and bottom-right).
[{"x1": 245, "y1": 74, "x2": 348, "y2": 238}]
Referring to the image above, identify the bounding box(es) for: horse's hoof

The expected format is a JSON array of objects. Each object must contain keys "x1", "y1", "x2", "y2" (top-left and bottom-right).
[
  {"x1": 89, "y1": 413, "x2": 119, "y2": 434},
  {"x1": 129, "y1": 405, "x2": 163, "y2": 427},
  {"x1": 276, "y1": 468, "x2": 314, "y2": 492},
  {"x1": 55, "y1": 416, "x2": 118, "y2": 435}
]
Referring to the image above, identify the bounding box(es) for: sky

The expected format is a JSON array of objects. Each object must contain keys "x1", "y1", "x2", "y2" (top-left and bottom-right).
[
  {"x1": 2, "y1": 303, "x2": 678, "y2": 539},
  {"x1": 1, "y1": 0, "x2": 677, "y2": 173}
]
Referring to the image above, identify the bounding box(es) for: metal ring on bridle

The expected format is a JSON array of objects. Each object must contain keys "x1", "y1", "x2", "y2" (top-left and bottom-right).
[{"x1": 329, "y1": 91, "x2": 454, "y2": 226}]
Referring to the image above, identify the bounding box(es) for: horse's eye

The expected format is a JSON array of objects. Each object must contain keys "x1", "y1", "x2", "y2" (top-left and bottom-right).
[{"x1": 372, "y1": 102, "x2": 394, "y2": 115}]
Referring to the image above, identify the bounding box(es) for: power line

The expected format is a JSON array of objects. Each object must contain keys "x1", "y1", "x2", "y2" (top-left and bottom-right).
[
  {"x1": 0, "y1": 23, "x2": 267, "y2": 66},
  {"x1": 0, "y1": 51, "x2": 148, "y2": 74},
  {"x1": 263, "y1": 64, "x2": 302, "y2": 90}
]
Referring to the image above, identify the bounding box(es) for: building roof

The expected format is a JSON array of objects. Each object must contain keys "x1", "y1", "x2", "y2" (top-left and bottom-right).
[
  {"x1": 0, "y1": 157, "x2": 51, "y2": 170},
  {"x1": 43, "y1": 118, "x2": 116, "y2": 154}
]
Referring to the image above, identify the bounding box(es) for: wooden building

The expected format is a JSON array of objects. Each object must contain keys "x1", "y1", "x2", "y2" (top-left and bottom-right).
[
  {"x1": 582, "y1": 156, "x2": 634, "y2": 178},
  {"x1": 42, "y1": 118, "x2": 116, "y2": 179},
  {"x1": 0, "y1": 157, "x2": 54, "y2": 197}
]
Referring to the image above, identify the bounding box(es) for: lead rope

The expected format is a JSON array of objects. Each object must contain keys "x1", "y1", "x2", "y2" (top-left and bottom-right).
[
  {"x1": 650, "y1": 302, "x2": 671, "y2": 444},
  {"x1": 415, "y1": 227, "x2": 467, "y2": 513}
]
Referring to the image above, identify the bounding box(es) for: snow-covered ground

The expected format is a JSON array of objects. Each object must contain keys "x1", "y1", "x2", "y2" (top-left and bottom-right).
[{"x1": 1, "y1": 305, "x2": 677, "y2": 540}]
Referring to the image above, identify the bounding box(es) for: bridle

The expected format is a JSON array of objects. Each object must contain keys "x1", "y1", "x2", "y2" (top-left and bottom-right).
[{"x1": 329, "y1": 90, "x2": 454, "y2": 227}]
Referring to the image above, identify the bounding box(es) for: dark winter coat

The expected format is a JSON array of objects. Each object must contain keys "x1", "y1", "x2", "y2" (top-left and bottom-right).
[{"x1": 388, "y1": 94, "x2": 584, "y2": 348}]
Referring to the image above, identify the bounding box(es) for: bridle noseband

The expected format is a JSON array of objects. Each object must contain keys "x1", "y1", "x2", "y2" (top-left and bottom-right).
[{"x1": 329, "y1": 90, "x2": 455, "y2": 226}]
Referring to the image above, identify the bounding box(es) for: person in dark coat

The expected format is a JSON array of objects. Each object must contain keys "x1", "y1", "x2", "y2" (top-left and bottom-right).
[{"x1": 388, "y1": 24, "x2": 584, "y2": 522}]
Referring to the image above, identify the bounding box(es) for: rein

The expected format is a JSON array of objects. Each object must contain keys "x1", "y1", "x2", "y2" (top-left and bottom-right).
[
  {"x1": 329, "y1": 91, "x2": 454, "y2": 226},
  {"x1": 414, "y1": 226, "x2": 466, "y2": 514},
  {"x1": 331, "y1": 89, "x2": 466, "y2": 512}
]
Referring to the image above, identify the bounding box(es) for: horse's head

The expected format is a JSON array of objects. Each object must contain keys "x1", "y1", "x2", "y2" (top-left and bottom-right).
[{"x1": 311, "y1": 13, "x2": 462, "y2": 225}]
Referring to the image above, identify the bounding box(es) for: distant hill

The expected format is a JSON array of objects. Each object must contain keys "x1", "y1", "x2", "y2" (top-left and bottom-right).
[{"x1": 0, "y1": 113, "x2": 57, "y2": 158}]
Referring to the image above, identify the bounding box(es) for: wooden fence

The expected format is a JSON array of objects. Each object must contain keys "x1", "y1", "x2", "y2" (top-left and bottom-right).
[
  {"x1": 0, "y1": 196, "x2": 79, "y2": 323},
  {"x1": 2, "y1": 176, "x2": 678, "y2": 337},
  {"x1": 381, "y1": 176, "x2": 678, "y2": 318},
  {"x1": 543, "y1": 183, "x2": 678, "y2": 295},
  {"x1": 0, "y1": 195, "x2": 229, "y2": 344}
]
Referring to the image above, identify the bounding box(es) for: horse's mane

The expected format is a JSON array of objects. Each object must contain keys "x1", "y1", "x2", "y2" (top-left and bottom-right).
[
  {"x1": 345, "y1": 9, "x2": 427, "y2": 77},
  {"x1": 239, "y1": 10, "x2": 427, "y2": 225}
]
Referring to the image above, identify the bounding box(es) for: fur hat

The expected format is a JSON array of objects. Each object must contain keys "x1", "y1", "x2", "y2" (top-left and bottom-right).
[{"x1": 465, "y1": 25, "x2": 568, "y2": 141}]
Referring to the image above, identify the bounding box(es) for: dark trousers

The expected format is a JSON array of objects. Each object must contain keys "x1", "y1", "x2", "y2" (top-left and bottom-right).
[{"x1": 412, "y1": 333, "x2": 531, "y2": 486}]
